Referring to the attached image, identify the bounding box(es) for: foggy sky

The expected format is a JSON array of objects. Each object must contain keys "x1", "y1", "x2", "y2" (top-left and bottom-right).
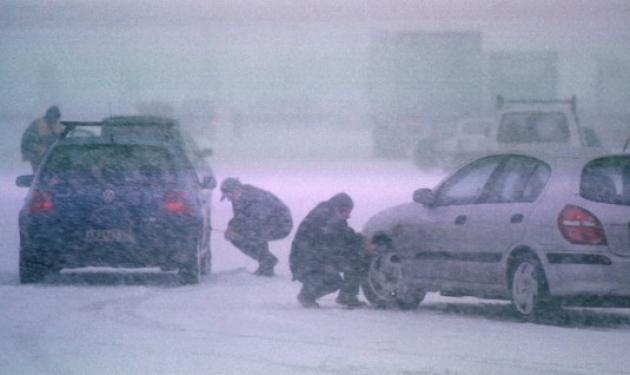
[
  {"x1": 2, "y1": 1, "x2": 630, "y2": 28},
  {"x1": 1, "y1": 0, "x2": 629, "y2": 130}
]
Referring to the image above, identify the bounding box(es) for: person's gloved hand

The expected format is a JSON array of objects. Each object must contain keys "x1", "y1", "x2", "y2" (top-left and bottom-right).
[
  {"x1": 224, "y1": 227, "x2": 240, "y2": 241},
  {"x1": 365, "y1": 242, "x2": 379, "y2": 256}
]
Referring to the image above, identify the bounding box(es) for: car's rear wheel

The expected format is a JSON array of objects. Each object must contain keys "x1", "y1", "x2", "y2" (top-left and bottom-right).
[
  {"x1": 19, "y1": 252, "x2": 57, "y2": 284},
  {"x1": 362, "y1": 251, "x2": 424, "y2": 310},
  {"x1": 200, "y1": 230, "x2": 212, "y2": 275},
  {"x1": 200, "y1": 250, "x2": 211, "y2": 276},
  {"x1": 178, "y1": 240, "x2": 201, "y2": 285},
  {"x1": 510, "y1": 255, "x2": 560, "y2": 321}
]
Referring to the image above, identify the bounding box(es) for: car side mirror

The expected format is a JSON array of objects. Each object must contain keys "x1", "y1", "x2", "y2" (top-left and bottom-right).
[
  {"x1": 197, "y1": 148, "x2": 213, "y2": 158},
  {"x1": 201, "y1": 175, "x2": 217, "y2": 189},
  {"x1": 413, "y1": 188, "x2": 434, "y2": 205},
  {"x1": 16, "y1": 174, "x2": 34, "y2": 188}
]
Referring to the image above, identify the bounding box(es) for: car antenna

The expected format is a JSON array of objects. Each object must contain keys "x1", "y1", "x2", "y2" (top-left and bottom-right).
[{"x1": 623, "y1": 136, "x2": 630, "y2": 153}]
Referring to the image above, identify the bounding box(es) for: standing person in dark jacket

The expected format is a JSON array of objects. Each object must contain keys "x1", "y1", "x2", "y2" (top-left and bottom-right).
[
  {"x1": 290, "y1": 192, "x2": 371, "y2": 308},
  {"x1": 221, "y1": 177, "x2": 293, "y2": 276},
  {"x1": 21, "y1": 106, "x2": 64, "y2": 172}
]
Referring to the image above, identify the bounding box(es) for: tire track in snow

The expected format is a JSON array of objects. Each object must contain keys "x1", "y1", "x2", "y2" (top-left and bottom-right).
[
  {"x1": 79, "y1": 278, "x2": 623, "y2": 375},
  {"x1": 0, "y1": 287, "x2": 71, "y2": 374}
]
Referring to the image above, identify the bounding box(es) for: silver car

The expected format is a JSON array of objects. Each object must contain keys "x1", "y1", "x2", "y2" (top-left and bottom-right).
[{"x1": 362, "y1": 149, "x2": 630, "y2": 320}]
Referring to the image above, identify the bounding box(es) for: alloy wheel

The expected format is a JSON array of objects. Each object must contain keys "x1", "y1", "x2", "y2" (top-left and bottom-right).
[
  {"x1": 511, "y1": 260, "x2": 539, "y2": 316},
  {"x1": 367, "y1": 252, "x2": 404, "y2": 301}
]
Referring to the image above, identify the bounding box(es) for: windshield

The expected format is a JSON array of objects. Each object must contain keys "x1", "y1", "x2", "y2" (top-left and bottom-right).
[
  {"x1": 40, "y1": 145, "x2": 178, "y2": 186},
  {"x1": 498, "y1": 111, "x2": 570, "y2": 143}
]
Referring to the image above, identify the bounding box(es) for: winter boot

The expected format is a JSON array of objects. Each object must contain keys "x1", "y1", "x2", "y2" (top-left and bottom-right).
[
  {"x1": 255, "y1": 254, "x2": 278, "y2": 277},
  {"x1": 335, "y1": 293, "x2": 367, "y2": 308},
  {"x1": 298, "y1": 293, "x2": 320, "y2": 309}
]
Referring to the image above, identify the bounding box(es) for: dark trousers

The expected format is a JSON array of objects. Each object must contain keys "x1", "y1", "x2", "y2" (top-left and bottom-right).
[
  {"x1": 230, "y1": 236, "x2": 277, "y2": 268},
  {"x1": 298, "y1": 260, "x2": 367, "y2": 302}
]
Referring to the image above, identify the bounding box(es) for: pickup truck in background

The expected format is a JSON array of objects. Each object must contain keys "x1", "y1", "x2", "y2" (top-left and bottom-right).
[{"x1": 413, "y1": 96, "x2": 604, "y2": 169}]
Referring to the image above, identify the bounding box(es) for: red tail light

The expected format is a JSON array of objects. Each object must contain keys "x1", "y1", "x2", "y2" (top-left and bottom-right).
[
  {"x1": 558, "y1": 205, "x2": 607, "y2": 245},
  {"x1": 164, "y1": 192, "x2": 190, "y2": 214},
  {"x1": 29, "y1": 191, "x2": 54, "y2": 213}
]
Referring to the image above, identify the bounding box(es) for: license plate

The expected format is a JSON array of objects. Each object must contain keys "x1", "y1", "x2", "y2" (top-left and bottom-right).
[{"x1": 85, "y1": 229, "x2": 135, "y2": 243}]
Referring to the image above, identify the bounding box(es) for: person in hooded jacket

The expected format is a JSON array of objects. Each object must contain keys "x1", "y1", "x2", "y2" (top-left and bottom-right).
[
  {"x1": 21, "y1": 106, "x2": 65, "y2": 172},
  {"x1": 221, "y1": 177, "x2": 293, "y2": 276},
  {"x1": 289, "y1": 192, "x2": 371, "y2": 308}
]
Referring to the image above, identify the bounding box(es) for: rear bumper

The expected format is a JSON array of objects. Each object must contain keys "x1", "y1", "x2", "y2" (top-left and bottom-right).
[
  {"x1": 28, "y1": 242, "x2": 194, "y2": 269},
  {"x1": 545, "y1": 253, "x2": 630, "y2": 297},
  {"x1": 20, "y1": 215, "x2": 202, "y2": 269}
]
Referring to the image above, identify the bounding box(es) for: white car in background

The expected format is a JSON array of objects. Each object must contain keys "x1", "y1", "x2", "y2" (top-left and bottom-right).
[
  {"x1": 363, "y1": 149, "x2": 630, "y2": 321},
  {"x1": 413, "y1": 117, "x2": 496, "y2": 168}
]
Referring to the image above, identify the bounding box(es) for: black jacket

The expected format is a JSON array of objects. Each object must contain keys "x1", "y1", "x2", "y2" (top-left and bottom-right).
[
  {"x1": 21, "y1": 118, "x2": 60, "y2": 166},
  {"x1": 289, "y1": 197, "x2": 363, "y2": 280},
  {"x1": 228, "y1": 184, "x2": 293, "y2": 241}
]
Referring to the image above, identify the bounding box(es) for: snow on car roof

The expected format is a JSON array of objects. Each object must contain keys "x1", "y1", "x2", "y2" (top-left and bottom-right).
[
  {"x1": 103, "y1": 115, "x2": 178, "y2": 127},
  {"x1": 56, "y1": 133, "x2": 172, "y2": 148}
]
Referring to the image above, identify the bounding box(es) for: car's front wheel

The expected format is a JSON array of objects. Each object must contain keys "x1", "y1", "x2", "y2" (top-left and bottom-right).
[
  {"x1": 510, "y1": 255, "x2": 560, "y2": 321},
  {"x1": 362, "y1": 251, "x2": 424, "y2": 310}
]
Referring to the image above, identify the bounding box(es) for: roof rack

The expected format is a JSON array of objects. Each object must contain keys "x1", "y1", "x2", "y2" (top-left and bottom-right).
[
  {"x1": 496, "y1": 95, "x2": 577, "y2": 113},
  {"x1": 61, "y1": 116, "x2": 178, "y2": 139},
  {"x1": 61, "y1": 121, "x2": 103, "y2": 127},
  {"x1": 103, "y1": 116, "x2": 177, "y2": 127}
]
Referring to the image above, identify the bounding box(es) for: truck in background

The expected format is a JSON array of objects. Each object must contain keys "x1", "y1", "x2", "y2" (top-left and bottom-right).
[
  {"x1": 411, "y1": 49, "x2": 573, "y2": 168},
  {"x1": 493, "y1": 95, "x2": 601, "y2": 149},
  {"x1": 412, "y1": 95, "x2": 603, "y2": 170}
]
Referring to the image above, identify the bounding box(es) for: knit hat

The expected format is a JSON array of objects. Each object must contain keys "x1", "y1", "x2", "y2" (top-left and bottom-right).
[
  {"x1": 220, "y1": 177, "x2": 242, "y2": 201},
  {"x1": 328, "y1": 192, "x2": 353, "y2": 209},
  {"x1": 45, "y1": 106, "x2": 61, "y2": 122}
]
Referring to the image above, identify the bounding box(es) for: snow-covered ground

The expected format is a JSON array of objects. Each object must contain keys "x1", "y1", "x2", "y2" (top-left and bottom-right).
[{"x1": 2, "y1": 126, "x2": 630, "y2": 375}]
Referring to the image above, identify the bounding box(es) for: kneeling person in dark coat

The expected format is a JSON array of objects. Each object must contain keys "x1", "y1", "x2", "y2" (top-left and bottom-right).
[
  {"x1": 289, "y1": 192, "x2": 370, "y2": 308},
  {"x1": 221, "y1": 177, "x2": 293, "y2": 276}
]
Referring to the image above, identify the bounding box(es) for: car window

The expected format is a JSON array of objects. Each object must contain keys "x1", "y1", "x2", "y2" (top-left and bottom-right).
[
  {"x1": 498, "y1": 111, "x2": 570, "y2": 144},
  {"x1": 41, "y1": 145, "x2": 178, "y2": 187},
  {"x1": 485, "y1": 155, "x2": 550, "y2": 203},
  {"x1": 581, "y1": 156, "x2": 630, "y2": 206},
  {"x1": 181, "y1": 131, "x2": 210, "y2": 173},
  {"x1": 521, "y1": 162, "x2": 551, "y2": 202},
  {"x1": 434, "y1": 156, "x2": 503, "y2": 206}
]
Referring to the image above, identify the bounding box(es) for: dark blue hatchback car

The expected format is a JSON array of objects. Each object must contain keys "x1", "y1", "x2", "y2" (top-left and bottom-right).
[{"x1": 16, "y1": 116, "x2": 216, "y2": 284}]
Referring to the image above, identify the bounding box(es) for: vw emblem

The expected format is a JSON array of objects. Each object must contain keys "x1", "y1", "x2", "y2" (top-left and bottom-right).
[{"x1": 102, "y1": 189, "x2": 115, "y2": 202}]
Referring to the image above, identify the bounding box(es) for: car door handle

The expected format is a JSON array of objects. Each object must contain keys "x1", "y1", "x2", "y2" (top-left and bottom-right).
[
  {"x1": 510, "y1": 213, "x2": 524, "y2": 223},
  {"x1": 454, "y1": 215, "x2": 466, "y2": 225}
]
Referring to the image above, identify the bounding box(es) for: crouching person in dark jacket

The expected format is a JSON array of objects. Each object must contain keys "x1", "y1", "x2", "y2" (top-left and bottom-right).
[
  {"x1": 221, "y1": 177, "x2": 293, "y2": 276},
  {"x1": 289, "y1": 192, "x2": 370, "y2": 308}
]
